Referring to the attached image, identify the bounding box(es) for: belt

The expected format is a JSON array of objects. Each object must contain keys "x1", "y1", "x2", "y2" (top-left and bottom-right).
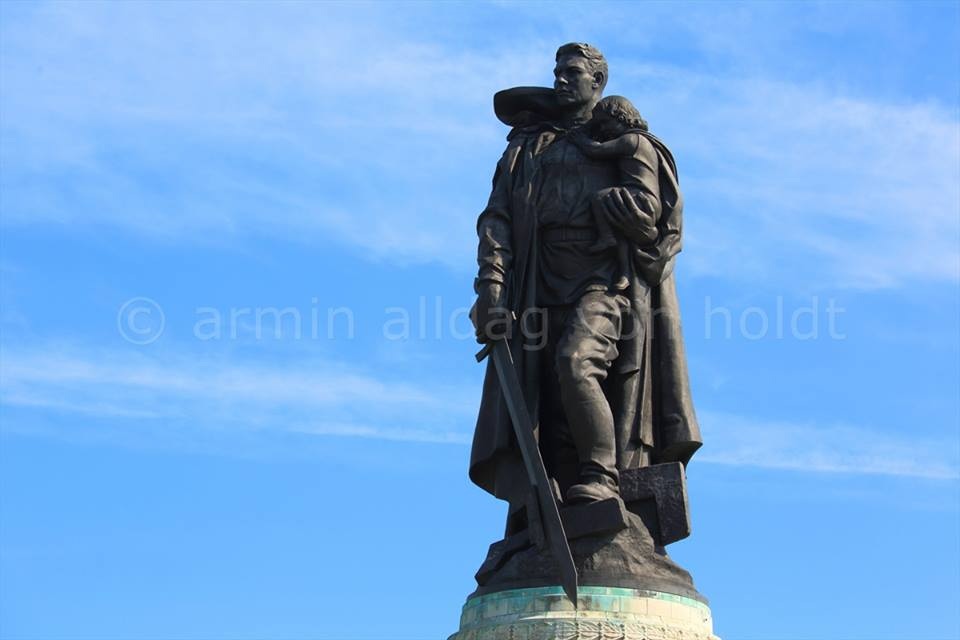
[{"x1": 541, "y1": 227, "x2": 598, "y2": 243}]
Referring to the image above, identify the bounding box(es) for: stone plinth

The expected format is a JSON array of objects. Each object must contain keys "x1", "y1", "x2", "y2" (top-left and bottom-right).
[{"x1": 449, "y1": 586, "x2": 719, "y2": 640}]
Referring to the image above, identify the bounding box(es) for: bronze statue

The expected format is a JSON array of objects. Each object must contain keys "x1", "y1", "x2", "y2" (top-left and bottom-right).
[{"x1": 467, "y1": 42, "x2": 705, "y2": 599}]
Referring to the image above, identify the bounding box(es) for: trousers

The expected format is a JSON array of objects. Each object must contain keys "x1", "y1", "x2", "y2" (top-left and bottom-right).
[{"x1": 537, "y1": 290, "x2": 632, "y2": 494}]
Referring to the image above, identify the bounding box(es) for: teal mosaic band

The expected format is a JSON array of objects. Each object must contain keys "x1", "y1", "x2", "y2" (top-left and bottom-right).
[{"x1": 459, "y1": 586, "x2": 712, "y2": 628}]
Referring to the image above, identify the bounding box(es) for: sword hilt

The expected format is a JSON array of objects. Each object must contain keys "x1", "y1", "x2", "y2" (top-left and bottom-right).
[
  {"x1": 475, "y1": 342, "x2": 494, "y2": 362},
  {"x1": 474, "y1": 312, "x2": 517, "y2": 362}
]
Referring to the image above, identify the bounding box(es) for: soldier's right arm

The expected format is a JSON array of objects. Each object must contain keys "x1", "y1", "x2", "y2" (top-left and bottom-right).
[
  {"x1": 472, "y1": 140, "x2": 524, "y2": 342},
  {"x1": 476, "y1": 142, "x2": 522, "y2": 287}
]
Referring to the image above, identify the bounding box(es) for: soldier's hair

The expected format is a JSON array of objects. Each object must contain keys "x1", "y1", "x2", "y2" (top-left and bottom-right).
[
  {"x1": 555, "y1": 42, "x2": 608, "y2": 90},
  {"x1": 594, "y1": 95, "x2": 649, "y2": 131}
]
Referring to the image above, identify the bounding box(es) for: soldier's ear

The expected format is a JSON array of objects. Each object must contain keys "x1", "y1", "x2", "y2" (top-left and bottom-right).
[{"x1": 593, "y1": 72, "x2": 605, "y2": 89}]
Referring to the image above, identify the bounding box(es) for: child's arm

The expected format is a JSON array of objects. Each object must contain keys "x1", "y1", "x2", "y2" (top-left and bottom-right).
[{"x1": 570, "y1": 131, "x2": 640, "y2": 159}]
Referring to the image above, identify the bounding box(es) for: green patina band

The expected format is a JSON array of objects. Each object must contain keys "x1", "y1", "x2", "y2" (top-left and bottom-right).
[
  {"x1": 459, "y1": 585, "x2": 711, "y2": 628},
  {"x1": 466, "y1": 586, "x2": 709, "y2": 611}
]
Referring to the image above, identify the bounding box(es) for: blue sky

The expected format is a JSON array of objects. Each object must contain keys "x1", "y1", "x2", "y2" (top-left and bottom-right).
[{"x1": 0, "y1": 1, "x2": 958, "y2": 638}]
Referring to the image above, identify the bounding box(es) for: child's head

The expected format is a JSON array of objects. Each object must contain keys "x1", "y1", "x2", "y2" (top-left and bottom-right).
[{"x1": 591, "y1": 95, "x2": 648, "y2": 140}]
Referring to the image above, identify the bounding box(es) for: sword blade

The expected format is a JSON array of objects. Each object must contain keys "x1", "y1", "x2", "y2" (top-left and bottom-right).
[{"x1": 487, "y1": 339, "x2": 578, "y2": 605}]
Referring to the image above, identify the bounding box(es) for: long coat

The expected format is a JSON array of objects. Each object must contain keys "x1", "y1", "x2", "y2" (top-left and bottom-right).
[{"x1": 469, "y1": 88, "x2": 702, "y2": 507}]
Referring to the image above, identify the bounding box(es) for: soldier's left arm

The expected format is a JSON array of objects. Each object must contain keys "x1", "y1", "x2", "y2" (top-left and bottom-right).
[
  {"x1": 599, "y1": 135, "x2": 661, "y2": 246},
  {"x1": 601, "y1": 135, "x2": 684, "y2": 286}
]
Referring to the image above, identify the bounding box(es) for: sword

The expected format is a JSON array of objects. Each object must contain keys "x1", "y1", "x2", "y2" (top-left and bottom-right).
[{"x1": 476, "y1": 338, "x2": 579, "y2": 605}]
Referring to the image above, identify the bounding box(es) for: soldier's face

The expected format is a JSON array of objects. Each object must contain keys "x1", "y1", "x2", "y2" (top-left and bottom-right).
[{"x1": 554, "y1": 55, "x2": 601, "y2": 106}]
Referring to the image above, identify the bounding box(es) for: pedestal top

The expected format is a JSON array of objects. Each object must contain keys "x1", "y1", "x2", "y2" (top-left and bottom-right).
[{"x1": 452, "y1": 585, "x2": 719, "y2": 640}]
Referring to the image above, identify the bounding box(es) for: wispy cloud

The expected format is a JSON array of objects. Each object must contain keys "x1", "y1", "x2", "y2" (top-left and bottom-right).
[
  {"x1": 0, "y1": 2, "x2": 540, "y2": 268},
  {"x1": 291, "y1": 422, "x2": 469, "y2": 446},
  {"x1": 2, "y1": 3, "x2": 956, "y2": 288},
  {"x1": 698, "y1": 410, "x2": 959, "y2": 480},
  {"x1": 622, "y1": 68, "x2": 960, "y2": 290},
  {"x1": 2, "y1": 344, "x2": 955, "y2": 479},
  {"x1": 0, "y1": 343, "x2": 476, "y2": 450}
]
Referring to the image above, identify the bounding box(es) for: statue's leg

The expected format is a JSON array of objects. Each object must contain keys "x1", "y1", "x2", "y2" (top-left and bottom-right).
[
  {"x1": 555, "y1": 291, "x2": 629, "y2": 502},
  {"x1": 537, "y1": 306, "x2": 580, "y2": 497}
]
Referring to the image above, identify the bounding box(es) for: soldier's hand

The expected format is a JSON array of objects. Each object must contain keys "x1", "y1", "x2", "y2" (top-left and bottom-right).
[
  {"x1": 470, "y1": 282, "x2": 512, "y2": 343},
  {"x1": 601, "y1": 188, "x2": 659, "y2": 246}
]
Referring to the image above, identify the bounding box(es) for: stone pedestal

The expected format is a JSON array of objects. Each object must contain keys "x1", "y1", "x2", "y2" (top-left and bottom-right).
[{"x1": 449, "y1": 586, "x2": 719, "y2": 640}]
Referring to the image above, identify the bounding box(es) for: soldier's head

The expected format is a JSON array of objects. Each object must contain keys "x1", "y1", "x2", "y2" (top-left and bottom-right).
[
  {"x1": 554, "y1": 42, "x2": 607, "y2": 108},
  {"x1": 591, "y1": 95, "x2": 648, "y2": 140}
]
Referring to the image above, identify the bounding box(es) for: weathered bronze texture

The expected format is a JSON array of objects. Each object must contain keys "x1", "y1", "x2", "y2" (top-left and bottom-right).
[{"x1": 467, "y1": 42, "x2": 705, "y2": 599}]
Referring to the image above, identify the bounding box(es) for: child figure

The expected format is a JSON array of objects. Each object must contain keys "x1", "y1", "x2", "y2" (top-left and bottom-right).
[{"x1": 570, "y1": 95, "x2": 652, "y2": 291}]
